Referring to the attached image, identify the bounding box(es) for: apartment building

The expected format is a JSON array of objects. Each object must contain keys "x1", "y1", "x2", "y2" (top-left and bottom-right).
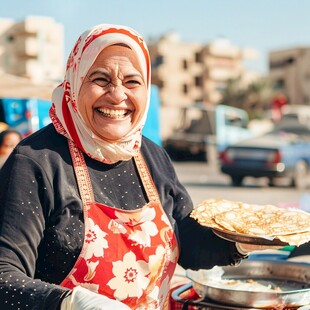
[
  {"x1": 0, "y1": 16, "x2": 64, "y2": 83},
  {"x1": 269, "y1": 47, "x2": 310, "y2": 107},
  {"x1": 148, "y1": 32, "x2": 257, "y2": 139},
  {"x1": 149, "y1": 32, "x2": 203, "y2": 107}
]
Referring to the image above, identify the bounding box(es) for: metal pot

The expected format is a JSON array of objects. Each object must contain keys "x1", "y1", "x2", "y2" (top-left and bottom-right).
[{"x1": 186, "y1": 260, "x2": 310, "y2": 308}]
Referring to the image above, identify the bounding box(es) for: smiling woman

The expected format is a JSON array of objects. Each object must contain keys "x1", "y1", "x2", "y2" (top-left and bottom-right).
[
  {"x1": 0, "y1": 23, "x2": 269, "y2": 310},
  {"x1": 50, "y1": 26, "x2": 151, "y2": 164}
]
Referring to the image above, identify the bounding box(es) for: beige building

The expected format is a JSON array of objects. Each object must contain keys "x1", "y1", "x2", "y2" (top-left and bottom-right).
[
  {"x1": 0, "y1": 16, "x2": 64, "y2": 83},
  {"x1": 148, "y1": 32, "x2": 258, "y2": 139},
  {"x1": 269, "y1": 47, "x2": 310, "y2": 107},
  {"x1": 149, "y1": 32, "x2": 203, "y2": 107}
]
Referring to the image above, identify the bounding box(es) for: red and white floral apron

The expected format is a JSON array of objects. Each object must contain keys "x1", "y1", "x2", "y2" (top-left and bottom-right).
[{"x1": 60, "y1": 140, "x2": 179, "y2": 309}]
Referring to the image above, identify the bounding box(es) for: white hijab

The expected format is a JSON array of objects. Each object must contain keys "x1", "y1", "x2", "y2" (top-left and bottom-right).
[{"x1": 50, "y1": 24, "x2": 151, "y2": 164}]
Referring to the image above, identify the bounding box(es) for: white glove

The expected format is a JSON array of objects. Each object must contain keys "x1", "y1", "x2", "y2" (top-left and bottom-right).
[{"x1": 61, "y1": 286, "x2": 131, "y2": 310}]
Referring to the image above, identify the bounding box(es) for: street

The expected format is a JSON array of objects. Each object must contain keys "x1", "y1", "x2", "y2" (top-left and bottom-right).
[{"x1": 172, "y1": 161, "x2": 308, "y2": 208}]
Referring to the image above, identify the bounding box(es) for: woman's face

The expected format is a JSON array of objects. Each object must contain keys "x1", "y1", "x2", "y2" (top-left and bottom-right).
[
  {"x1": 78, "y1": 45, "x2": 148, "y2": 141},
  {"x1": 0, "y1": 133, "x2": 21, "y2": 156}
]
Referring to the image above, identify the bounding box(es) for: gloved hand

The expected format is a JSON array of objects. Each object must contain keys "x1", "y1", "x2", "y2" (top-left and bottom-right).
[{"x1": 61, "y1": 286, "x2": 131, "y2": 310}]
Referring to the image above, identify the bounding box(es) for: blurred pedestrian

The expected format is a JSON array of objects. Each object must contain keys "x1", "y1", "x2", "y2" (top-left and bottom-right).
[{"x1": 0, "y1": 129, "x2": 22, "y2": 168}]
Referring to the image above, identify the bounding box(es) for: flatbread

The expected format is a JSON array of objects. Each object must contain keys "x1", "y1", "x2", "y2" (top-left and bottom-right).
[{"x1": 190, "y1": 198, "x2": 310, "y2": 246}]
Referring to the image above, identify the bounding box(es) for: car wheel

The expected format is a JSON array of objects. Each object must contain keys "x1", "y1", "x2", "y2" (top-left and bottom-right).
[
  {"x1": 292, "y1": 160, "x2": 308, "y2": 190},
  {"x1": 268, "y1": 178, "x2": 276, "y2": 187},
  {"x1": 231, "y1": 175, "x2": 244, "y2": 186}
]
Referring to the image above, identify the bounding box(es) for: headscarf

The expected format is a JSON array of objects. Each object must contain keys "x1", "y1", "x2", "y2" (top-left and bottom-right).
[{"x1": 49, "y1": 24, "x2": 151, "y2": 164}]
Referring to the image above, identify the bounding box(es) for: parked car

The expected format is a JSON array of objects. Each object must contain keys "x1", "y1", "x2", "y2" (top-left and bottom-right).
[
  {"x1": 220, "y1": 119, "x2": 310, "y2": 189},
  {"x1": 164, "y1": 103, "x2": 253, "y2": 162}
]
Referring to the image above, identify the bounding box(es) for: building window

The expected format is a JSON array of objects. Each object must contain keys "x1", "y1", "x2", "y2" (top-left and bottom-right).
[
  {"x1": 273, "y1": 79, "x2": 285, "y2": 90},
  {"x1": 195, "y1": 52, "x2": 203, "y2": 63},
  {"x1": 182, "y1": 59, "x2": 188, "y2": 70},
  {"x1": 6, "y1": 35, "x2": 15, "y2": 42},
  {"x1": 270, "y1": 57, "x2": 295, "y2": 69},
  {"x1": 152, "y1": 55, "x2": 164, "y2": 68},
  {"x1": 183, "y1": 84, "x2": 188, "y2": 94},
  {"x1": 194, "y1": 76, "x2": 203, "y2": 87},
  {"x1": 158, "y1": 80, "x2": 165, "y2": 89}
]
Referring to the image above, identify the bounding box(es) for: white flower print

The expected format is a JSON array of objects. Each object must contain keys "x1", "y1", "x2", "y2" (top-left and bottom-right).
[
  {"x1": 108, "y1": 219, "x2": 127, "y2": 234},
  {"x1": 115, "y1": 207, "x2": 156, "y2": 226},
  {"x1": 148, "y1": 246, "x2": 166, "y2": 270},
  {"x1": 84, "y1": 260, "x2": 99, "y2": 281},
  {"x1": 148, "y1": 275, "x2": 171, "y2": 309},
  {"x1": 107, "y1": 251, "x2": 150, "y2": 300},
  {"x1": 84, "y1": 218, "x2": 108, "y2": 260},
  {"x1": 161, "y1": 212, "x2": 171, "y2": 226},
  {"x1": 69, "y1": 268, "x2": 100, "y2": 293},
  {"x1": 128, "y1": 221, "x2": 158, "y2": 247},
  {"x1": 115, "y1": 207, "x2": 158, "y2": 247}
]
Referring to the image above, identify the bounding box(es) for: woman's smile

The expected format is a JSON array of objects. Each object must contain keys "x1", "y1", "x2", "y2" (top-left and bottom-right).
[{"x1": 95, "y1": 107, "x2": 131, "y2": 119}]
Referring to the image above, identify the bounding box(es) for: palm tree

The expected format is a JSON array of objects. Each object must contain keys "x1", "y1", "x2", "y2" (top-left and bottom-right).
[{"x1": 220, "y1": 77, "x2": 273, "y2": 120}]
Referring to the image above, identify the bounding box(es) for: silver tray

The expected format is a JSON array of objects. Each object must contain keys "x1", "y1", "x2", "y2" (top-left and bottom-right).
[
  {"x1": 186, "y1": 260, "x2": 310, "y2": 308},
  {"x1": 213, "y1": 228, "x2": 288, "y2": 246}
]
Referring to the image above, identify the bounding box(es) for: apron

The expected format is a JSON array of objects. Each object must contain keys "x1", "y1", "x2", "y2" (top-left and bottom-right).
[{"x1": 60, "y1": 140, "x2": 179, "y2": 309}]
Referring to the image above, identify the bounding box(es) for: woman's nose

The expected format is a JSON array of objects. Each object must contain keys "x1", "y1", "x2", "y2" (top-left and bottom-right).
[{"x1": 106, "y1": 84, "x2": 127, "y2": 104}]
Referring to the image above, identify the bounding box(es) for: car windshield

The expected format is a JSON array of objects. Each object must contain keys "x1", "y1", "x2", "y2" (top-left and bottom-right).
[{"x1": 270, "y1": 120, "x2": 310, "y2": 136}]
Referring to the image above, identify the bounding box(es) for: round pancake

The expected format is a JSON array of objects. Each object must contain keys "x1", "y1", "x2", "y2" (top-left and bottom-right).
[
  {"x1": 190, "y1": 198, "x2": 310, "y2": 246},
  {"x1": 190, "y1": 198, "x2": 240, "y2": 229},
  {"x1": 213, "y1": 208, "x2": 310, "y2": 236}
]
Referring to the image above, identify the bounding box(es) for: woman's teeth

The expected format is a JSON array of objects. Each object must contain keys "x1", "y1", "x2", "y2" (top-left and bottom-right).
[{"x1": 97, "y1": 108, "x2": 127, "y2": 119}]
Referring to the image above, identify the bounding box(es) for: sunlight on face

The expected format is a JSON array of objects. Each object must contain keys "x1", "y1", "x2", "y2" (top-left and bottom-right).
[{"x1": 78, "y1": 45, "x2": 148, "y2": 142}]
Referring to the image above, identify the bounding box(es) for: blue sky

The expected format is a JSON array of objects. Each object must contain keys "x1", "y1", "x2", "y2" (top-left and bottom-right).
[{"x1": 2, "y1": 0, "x2": 310, "y2": 74}]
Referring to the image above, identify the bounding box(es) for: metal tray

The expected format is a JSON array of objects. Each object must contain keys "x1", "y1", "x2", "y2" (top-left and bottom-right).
[
  {"x1": 213, "y1": 228, "x2": 288, "y2": 246},
  {"x1": 186, "y1": 260, "x2": 310, "y2": 308}
]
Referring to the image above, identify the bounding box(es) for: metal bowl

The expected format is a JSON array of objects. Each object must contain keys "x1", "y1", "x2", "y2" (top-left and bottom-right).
[{"x1": 186, "y1": 260, "x2": 310, "y2": 308}]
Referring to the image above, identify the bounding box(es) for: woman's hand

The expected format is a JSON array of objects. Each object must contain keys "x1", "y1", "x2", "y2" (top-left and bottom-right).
[{"x1": 61, "y1": 286, "x2": 131, "y2": 310}]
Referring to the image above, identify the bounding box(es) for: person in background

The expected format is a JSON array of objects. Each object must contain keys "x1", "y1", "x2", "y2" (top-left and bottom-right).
[
  {"x1": 0, "y1": 128, "x2": 22, "y2": 168},
  {"x1": 0, "y1": 24, "x2": 274, "y2": 310},
  {"x1": 0, "y1": 121, "x2": 9, "y2": 133}
]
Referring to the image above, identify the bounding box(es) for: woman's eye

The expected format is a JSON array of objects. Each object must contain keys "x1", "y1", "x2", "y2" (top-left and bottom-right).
[
  {"x1": 93, "y1": 78, "x2": 110, "y2": 87},
  {"x1": 125, "y1": 79, "x2": 141, "y2": 87}
]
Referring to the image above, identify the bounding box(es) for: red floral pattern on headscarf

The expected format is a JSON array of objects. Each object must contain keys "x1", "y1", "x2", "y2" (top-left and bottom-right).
[{"x1": 50, "y1": 24, "x2": 151, "y2": 164}]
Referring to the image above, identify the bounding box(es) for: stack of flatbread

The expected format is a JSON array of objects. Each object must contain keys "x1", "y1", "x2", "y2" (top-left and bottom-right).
[{"x1": 190, "y1": 198, "x2": 310, "y2": 246}]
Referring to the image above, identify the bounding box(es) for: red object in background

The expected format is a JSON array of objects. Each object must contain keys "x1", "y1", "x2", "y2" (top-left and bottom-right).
[{"x1": 272, "y1": 95, "x2": 287, "y2": 121}]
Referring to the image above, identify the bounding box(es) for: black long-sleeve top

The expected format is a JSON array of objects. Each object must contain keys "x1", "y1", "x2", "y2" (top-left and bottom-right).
[{"x1": 0, "y1": 124, "x2": 243, "y2": 309}]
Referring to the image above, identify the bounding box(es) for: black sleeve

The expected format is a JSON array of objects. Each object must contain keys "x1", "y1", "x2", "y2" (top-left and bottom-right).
[
  {"x1": 0, "y1": 153, "x2": 70, "y2": 309},
  {"x1": 141, "y1": 139, "x2": 246, "y2": 270},
  {"x1": 177, "y1": 216, "x2": 246, "y2": 270}
]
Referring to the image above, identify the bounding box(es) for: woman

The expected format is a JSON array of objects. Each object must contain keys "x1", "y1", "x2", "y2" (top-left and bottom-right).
[
  {"x1": 0, "y1": 24, "x2": 258, "y2": 310},
  {"x1": 0, "y1": 128, "x2": 22, "y2": 168}
]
